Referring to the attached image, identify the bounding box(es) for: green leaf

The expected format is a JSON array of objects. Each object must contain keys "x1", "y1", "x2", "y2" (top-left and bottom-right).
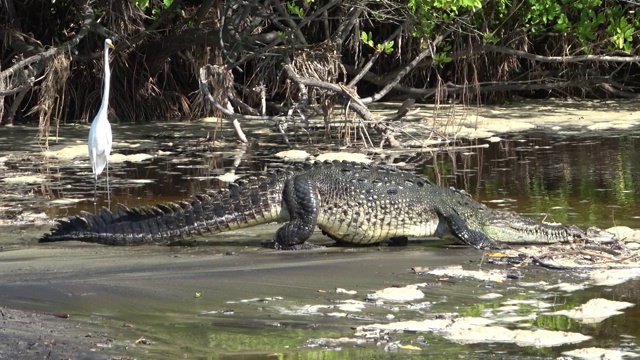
[
  {"x1": 360, "y1": 31, "x2": 368, "y2": 43},
  {"x1": 133, "y1": 0, "x2": 150, "y2": 10}
]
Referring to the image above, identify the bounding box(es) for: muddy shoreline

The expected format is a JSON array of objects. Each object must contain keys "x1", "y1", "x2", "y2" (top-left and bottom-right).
[
  {"x1": 3, "y1": 224, "x2": 640, "y2": 359},
  {"x1": 1, "y1": 225, "x2": 485, "y2": 358}
]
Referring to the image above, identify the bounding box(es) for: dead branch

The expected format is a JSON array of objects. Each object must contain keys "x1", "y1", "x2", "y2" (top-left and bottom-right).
[
  {"x1": 198, "y1": 65, "x2": 235, "y2": 116},
  {"x1": 348, "y1": 22, "x2": 406, "y2": 87},
  {"x1": 331, "y1": 7, "x2": 363, "y2": 44},
  {"x1": 0, "y1": 77, "x2": 34, "y2": 96},
  {"x1": 360, "y1": 30, "x2": 450, "y2": 105},
  {"x1": 482, "y1": 44, "x2": 640, "y2": 63},
  {"x1": 118, "y1": 0, "x2": 185, "y2": 52},
  {"x1": 347, "y1": 64, "x2": 636, "y2": 98},
  {"x1": 283, "y1": 63, "x2": 401, "y2": 147}
]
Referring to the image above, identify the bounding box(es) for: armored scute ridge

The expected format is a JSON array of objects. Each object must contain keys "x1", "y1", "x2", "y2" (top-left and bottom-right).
[{"x1": 40, "y1": 161, "x2": 587, "y2": 250}]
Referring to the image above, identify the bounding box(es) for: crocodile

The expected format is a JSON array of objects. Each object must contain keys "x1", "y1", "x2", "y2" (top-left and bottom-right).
[{"x1": 39, "y1": 160, "x2": 586, "y2": 249}]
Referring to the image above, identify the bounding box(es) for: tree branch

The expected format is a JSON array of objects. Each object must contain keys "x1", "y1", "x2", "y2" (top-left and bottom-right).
[
  {"x1": 348, "y1": 21, "x2": 406, "y2": 87},
  {"x1": 482, "y1": 44, "x2": 640, "y2": 63},
  {"x1": 283, "y1": 63, "x2": 401, "y2": 147},
  {"x1": 359, "y1": 29, "x2": 451, "y2": 104},
  {"x1": 0, "y1": 5, "x2": 94, "y2": 83}
]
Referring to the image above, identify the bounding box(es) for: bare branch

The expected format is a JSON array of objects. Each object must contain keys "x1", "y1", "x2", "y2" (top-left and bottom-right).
[
  {"x1": 120, "y1": 0, "x2": 184, "y2": 51},
  {"x1": 0, "y1": 6, "x2": 94, "y2": 83},
  {"x1": 359, "y1": 29, "x2": 451, "y2": 104},
  {"x1": 348, "y1": 22, "x2": 406, "y2": 87},
  {"x1": 0, "y1": 77, "x2": 34, "y2": 96},
  {"x1": 198, "y1": 65, "x2": 235, "y2": 116},
  {"x1": 198, "y1": 65, "x2": 293, "y2": 122},
  {"x1": 348, "y1": 64, "x2": 632, "y2": 97},
  {"x1": 331, "y1": 7, "x2": 363, "y2": 44},
  {"x1": 482, "y1": 44, "x2": 640, "y2": 63},
  {"x1": 283, "y1": 63, "x2": 401, "y2": 147}
]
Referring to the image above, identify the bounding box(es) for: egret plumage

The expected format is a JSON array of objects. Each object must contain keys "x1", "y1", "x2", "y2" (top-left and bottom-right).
[{"x1": 88, "y1": 38, "x2": 115, "y2": 206}]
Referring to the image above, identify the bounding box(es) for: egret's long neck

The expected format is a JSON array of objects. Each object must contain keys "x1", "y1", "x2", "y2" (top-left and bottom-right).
[{"x1": 98, "y1": 42, "x2": 111, "y2": 117}]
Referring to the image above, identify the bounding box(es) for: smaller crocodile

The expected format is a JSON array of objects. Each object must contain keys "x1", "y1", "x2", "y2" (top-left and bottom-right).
[{"x1": 40, "y1": 161, "x2": 586, "y2": 249}]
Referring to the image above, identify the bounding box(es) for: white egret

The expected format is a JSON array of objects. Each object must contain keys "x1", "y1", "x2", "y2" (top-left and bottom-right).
[{"x1": 88, "y1": 38, "x2": 115, "y2": 206}]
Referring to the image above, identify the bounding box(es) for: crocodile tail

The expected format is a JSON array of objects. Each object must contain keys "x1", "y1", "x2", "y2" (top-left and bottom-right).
[{"x1": 40, "y1": 184, "x2": 283, "y2": 245}]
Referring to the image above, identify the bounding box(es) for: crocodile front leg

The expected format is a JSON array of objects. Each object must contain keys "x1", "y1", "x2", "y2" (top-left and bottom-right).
[
  {"x1": 274, "y1": 174, "x2": 321, "y2": 250},
  {"x1": 437, "y1": 211, "x2": 499, "y2": 249}
]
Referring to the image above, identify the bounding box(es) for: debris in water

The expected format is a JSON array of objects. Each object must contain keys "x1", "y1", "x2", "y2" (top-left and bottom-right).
[
  {"x1": 367, "y1": 285, "x2": 424, "y2": 302},
  {"x1": 548, "y1": 298, "x2": 634, "y2": 324},
  {"x1": 562, "y1": 347, "x2": 639, "y2": 359}
]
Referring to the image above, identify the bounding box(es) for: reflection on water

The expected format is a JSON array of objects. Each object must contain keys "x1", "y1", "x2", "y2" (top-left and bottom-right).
[
  {"x1": 423, "y1": 130, "x2": 640, "y2": 229},
  {"x1": 2, "y1": 124, "x2": 639, "y2": 230}
]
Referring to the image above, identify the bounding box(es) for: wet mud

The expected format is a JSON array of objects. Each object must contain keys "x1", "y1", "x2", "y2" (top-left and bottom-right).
[{"x1": 3, "y1": 225, "x2": 640, "y2": 359}]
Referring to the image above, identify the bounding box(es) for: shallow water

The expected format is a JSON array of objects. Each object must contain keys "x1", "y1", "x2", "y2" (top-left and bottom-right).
[
  {"x1": 2, "y1": 121, "x2": 640, "y2": 358},
  {"x1": 425, "y1": 130, "x2": 640, "y2": 229},
  {"x1": 4, "y1": 123, "x2": 640, "y2": 229}
]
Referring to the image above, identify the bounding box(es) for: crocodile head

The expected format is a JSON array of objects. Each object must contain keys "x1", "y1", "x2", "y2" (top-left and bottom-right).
[{"x1": 479, "y1": 210, "x2": 587, "y2": 244}]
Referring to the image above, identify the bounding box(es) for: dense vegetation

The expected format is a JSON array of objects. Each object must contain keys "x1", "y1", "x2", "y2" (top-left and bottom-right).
[{"x1": 1, "y1": 0, "x2": 639, "y2": 144}]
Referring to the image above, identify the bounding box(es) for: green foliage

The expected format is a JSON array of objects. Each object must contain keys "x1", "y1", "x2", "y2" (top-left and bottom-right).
[
  {"x1": 287, "y1": 0, "x2": 314, "y2": 17},
  {"x1": 133, "y1": 0, "x2": 177, "y2": 18},
  {"x1": 360, "y1": 31, "x2": 395, "y2": 54},
  {"x1": 483, "y1": 32, "x2": 500, "y2": 44},
  {"x1": 405, "y1": 0, "x2": 638, "y2": 54},
  {"x1": 378, "y1": 41, "x2": 395, "y2": 54},
  {"x1": 408, "y1": 0, "x2": 482, "y2": 37},
  {"x1": 433, "y1": 44, "x2": 452, "y2": 66},
  {"x1": 525, "y1": 0, "x2": 563, "y2": 33},
  {"x1": 287, "y1": 2, "x2": 305, "y2": 17},
  {"x1": 361, "y1": 31, "x2": 375, "y2": 48},
  {"x1": 607, "y1": 7, "x2": 634, "y2": 52},
  {"x1": 133, "y1": 0, "x2": 150, "y2": 9}
]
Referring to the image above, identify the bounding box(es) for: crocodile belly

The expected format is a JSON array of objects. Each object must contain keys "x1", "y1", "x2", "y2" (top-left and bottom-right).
[{"x1": 316, "y1": 212, "x2": 440, "y2": 245}]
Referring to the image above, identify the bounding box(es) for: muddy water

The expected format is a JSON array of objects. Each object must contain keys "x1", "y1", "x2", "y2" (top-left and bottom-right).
[{"x1": 2, "y1": 122, "x2": 640, "y2": 358}]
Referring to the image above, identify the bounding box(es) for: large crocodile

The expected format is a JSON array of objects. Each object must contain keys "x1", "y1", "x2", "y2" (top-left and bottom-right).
[{"x1": 40, "y1": 161, "x2": 586, "y2": 249}]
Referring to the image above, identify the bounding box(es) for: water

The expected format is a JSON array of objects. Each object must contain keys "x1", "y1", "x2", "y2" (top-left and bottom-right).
[
  {"x1": 11, "y1": 124, "x2": 639, "y2": 230},
  {"x1": 1, "y1": 123, "x2": 640, "y2": 358},
  {"x1": 423, "y1": 130, "x2": 640, "y2": 229}
]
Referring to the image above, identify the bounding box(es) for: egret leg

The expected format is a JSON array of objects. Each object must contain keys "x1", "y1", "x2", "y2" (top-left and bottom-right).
[
  {"x1": 93, "y1": 174, "x2": 98, "y2": 211},
  {"x1": 106, "y1": 160, "x2": 111, "y2": 208}
]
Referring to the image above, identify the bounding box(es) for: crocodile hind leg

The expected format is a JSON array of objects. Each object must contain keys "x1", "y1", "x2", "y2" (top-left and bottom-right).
[
  {"x1": 437, "y1": 211, "x2": 500, "y2": 249},
  {"x1": 273, "y1": 174, "x2": 321, "y2": 250}
]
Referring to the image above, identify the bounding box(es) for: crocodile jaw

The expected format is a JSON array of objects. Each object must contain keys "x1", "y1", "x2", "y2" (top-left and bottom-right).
[{"x1": 482, "y1": 212, "x2": 586, "y2": 244}]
